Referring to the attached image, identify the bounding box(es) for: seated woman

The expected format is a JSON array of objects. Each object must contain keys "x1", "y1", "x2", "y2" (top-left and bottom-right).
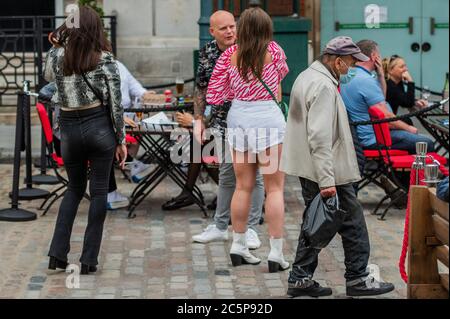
[
  {"x1": 383, "y1": 55, "x2": 428, "y2": 125},
  {"x1": 161, "y1": 111, "x2": 219, "y2": 211}
]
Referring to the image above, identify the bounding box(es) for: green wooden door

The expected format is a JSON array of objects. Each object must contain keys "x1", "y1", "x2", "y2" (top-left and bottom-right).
[
  {"x1": 321, "y1": 0, "x2": 449, "y2": 93},
  {"x1": 421, "y1": 0, "x2": 449, "y2": 93}
]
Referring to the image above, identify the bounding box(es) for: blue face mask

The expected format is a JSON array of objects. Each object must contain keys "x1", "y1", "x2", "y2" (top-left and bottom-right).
[{"x1": 340, "y1": 66, "x2": 357, "y2": 84}]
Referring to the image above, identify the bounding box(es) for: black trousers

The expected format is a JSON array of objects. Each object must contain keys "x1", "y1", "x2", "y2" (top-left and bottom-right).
[
  {"x1": 55, "y1": 124, "x2": 120, "y2": 194},
  {"x1": 289, "y1": 178, "x2": 371, "y2": 283},
  {"x1": 48, "y1": 106, "x2": 116, "y2": 266}
]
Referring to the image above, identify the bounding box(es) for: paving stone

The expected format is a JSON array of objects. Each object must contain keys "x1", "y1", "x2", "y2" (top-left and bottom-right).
[
  {"x1": 27, "y1": 284, "x2": 43, "y2": 291},
  {"x1": 29, "y1": 276, "x2": 46, "y2": 284},
  {"x1": 0, "y1": 167, "x2": 408, "y2": 299}
]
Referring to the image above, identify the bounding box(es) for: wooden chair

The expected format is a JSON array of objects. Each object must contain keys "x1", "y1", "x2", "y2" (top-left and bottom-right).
[{"x1": 408, "y1": 186, "x2": 449, "y2": 299}]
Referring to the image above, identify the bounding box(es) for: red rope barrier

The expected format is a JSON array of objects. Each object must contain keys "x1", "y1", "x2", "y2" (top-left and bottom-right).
[
  {"x1": 399, "y1": 170, "x2": 424, "y2": 283},
  {"x1": 398, "y1": 164, "x2": 448, "y2": 283}
]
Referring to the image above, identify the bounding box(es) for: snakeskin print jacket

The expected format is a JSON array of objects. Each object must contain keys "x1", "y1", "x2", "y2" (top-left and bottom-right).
[{"x1": 44, "y1": 46, "x2": 125, "y2": 144}]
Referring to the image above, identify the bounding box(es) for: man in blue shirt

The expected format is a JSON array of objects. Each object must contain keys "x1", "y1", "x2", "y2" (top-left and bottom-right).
[{"x1": 341, "y1": 40, "x2": 434, "y2": 155}]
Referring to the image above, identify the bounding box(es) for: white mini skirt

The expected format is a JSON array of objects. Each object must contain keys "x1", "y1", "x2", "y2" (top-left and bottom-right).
[{"x1": 226, "y1": 99, "x2": 286, "y2": 154}]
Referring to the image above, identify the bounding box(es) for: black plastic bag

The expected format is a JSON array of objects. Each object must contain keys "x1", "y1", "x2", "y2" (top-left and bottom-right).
[{"x1": 301, "y1": 194, "x2": 347, "y2": 249}]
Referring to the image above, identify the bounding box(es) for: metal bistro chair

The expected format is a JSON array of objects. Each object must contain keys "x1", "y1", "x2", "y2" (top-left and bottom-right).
[
  {"x1": 35, "y1": 102, "x2": 90, "y2": 215},
  {"x1": 366, "y1": 106, "x2": 448, "y2": 220}
]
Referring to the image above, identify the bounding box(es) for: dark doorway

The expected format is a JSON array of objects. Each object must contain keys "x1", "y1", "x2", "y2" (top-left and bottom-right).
[
  {"x1": 0, "y1": 0, "x2": 56, "y2": 52},
  {"x1": 0, "y1": 0, "x2": 55, "y2": 16}
]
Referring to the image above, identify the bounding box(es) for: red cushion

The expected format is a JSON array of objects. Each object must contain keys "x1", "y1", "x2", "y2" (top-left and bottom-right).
[
  {"x1": 51, "y1": 153, "x2": 64, "y2": 167},
  {"x1": 386, "y1": 152, "x2": 448, "y2": 169},
  {"x1": 126, "y1": 134, "x2": 138, "y2": 144},
  {"x1": 202, "y1": 156, "x2": 219, "y2": 165},
  {"x1": 36, "y1": 103, "x2": 53, "y2": 144},
  {"x1": 441, "y1": 168, "x2": 449, "y2": 177},
  {"x1": 428, "y1": 153, "x2": 448, "y2": 165},
  {"x1": 364, "y1": 149, "x2": 409, "y2": 158},
  {"x1": 368, "y1": 107, "x2": 392, "y2": 147}
]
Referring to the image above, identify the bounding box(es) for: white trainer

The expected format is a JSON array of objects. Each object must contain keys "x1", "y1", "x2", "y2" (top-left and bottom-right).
[
  {"x1": 130, "y1": 160, "x2": 155, "y2": 183},
  {"x1": 107, "y1": 191, "x2": 130, "y2": 210},
  {"x1": 246, "y1": 228, "x2": 262, "y2": 250},
  {"x1": 192, "y1": 224, "x2": 229, "y2": 243}
]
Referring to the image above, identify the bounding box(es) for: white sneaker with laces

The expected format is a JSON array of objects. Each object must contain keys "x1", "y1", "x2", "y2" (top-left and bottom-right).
[
  {"x1": 131, "y1": 160, "x2": 154, "y2": 183},
  {"x1": 192, "y1": 224, "x2": 229, "y2": 243},
  {"x1": 246, "y1": 228, "x2": 262, "y2": 250},
  {"x1": 107, "y1": 191, "x2": 130, "y2": 210}
]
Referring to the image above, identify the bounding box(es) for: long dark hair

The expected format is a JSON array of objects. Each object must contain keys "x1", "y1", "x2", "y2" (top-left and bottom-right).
[
  {"x1": 236, "y1": 7, "x2": 273, "y2": 82},
  {"x1": 57, "y1": 5, "x2": 112, "y2": 76}
]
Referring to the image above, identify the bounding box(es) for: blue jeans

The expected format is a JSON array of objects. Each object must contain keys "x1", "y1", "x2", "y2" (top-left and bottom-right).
[{"x1": 389, "y1": 130, "x2": 435, "y2": 154}]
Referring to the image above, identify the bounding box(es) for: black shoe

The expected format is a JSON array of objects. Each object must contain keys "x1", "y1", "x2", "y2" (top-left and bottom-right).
[
  {"x1": 287, "y1": 280, "x2": 333, "y2": 298},
  {"x1": 207, "y1": 197, "x2": 217, "y2": 210},
  {"x1": 48, "y1": 256, "x2": 68, "y2": 270},
  {"x1": 80, "y1": 264, "x2": 98, "y2": 275},
  {"x1": 346, "y1": 277, "x2": 395, "y2": 297},
  {"x1": 162, "y1": 193, "x2": 194, "y2": 211}
]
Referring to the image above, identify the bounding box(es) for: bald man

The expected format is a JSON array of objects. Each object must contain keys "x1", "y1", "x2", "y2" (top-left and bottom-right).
[
  {"x1": 184, "y1": 11, "x2": 265, "y2": 248},
  {"x1": 164, "y1": 11, "x2": 238, "y2": 213}
]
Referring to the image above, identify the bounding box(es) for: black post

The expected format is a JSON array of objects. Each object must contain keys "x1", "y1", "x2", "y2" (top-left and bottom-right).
[
  {"x1": 17, "y1": 82, "x2": 50, "y2": 200},
  {"x1": 35, "y1": 18, "x2": 45, "y2": 93},
  {"x1": 24, "y1": 92, "x2": 33, "y2": 188},
  {"x1": 0, "y1": 93, "x2": 37, "y2": 222},
  {"x1": 37, "y1": 17, "x2": 47, "y2": 175},
  {"x1": 293, "y1": 0, "x2": 299, "y2": 16}
]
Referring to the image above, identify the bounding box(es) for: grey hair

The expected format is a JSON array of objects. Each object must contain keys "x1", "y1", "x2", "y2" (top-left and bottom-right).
[
  {"x1": 356, "y1": 40, "x2": 379, "y2": 57},
  {"x1": 319, "y1": 53, "x2": 338, "y2": 63}
]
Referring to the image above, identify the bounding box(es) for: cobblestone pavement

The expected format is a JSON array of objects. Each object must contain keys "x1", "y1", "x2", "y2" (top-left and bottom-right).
[{"x1": 0, "y1": 164, "x2": 407, "y2": 299}]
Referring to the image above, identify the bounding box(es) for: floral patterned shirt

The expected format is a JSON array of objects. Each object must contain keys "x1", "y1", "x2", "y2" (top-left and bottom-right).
[
  {"x1": 196, "y1": 40, "x2": 231, "y2": 134},
  {"x1": 44, "y1": 47, "x2": 125, "y2": 144}
]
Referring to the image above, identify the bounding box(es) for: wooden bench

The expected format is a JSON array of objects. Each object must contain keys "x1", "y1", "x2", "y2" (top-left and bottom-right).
[{"x1": 408, "y1": 186, "x2": 449, "y2": 299}]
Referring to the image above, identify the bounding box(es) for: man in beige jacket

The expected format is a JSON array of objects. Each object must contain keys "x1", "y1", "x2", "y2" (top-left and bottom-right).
[{"x1": 281, "y1": 36, "x2": 395, "y2": 298}]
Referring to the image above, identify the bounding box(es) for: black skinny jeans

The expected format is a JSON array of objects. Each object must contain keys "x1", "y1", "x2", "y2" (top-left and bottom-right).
[
  {"x1": 48, "y1": 106, "x2": 116, "y2": 266},
  {"x1": 289, "y1": 178, "x2": 371, "y2": 283}
]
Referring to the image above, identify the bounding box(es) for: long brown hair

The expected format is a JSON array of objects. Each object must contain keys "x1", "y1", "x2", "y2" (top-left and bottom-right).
[
  {"x1": 236, "y1": 7, "x2": 273, "y2": 82},
  {"x1": 58, "y1": 5, "x2": 112, "y2": 76}
]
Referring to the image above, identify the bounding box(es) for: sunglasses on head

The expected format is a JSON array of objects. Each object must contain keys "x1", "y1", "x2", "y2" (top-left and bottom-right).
[{"x1": 389, "y1": 54, "x2": 401, "y2": 64}]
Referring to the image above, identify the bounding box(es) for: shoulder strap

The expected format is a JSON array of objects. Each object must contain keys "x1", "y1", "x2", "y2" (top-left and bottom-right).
[
  {"x1": 257, "y1": 76, "x2": 279, "y2": 105},
  {"x1": 81, "y1": 73, "x2": 104, "y2": 105}
]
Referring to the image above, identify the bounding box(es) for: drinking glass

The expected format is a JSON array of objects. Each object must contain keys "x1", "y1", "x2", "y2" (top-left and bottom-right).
[
  {"x1": 422, "y1": 86, "x2": 431, "y2": 105},
  {"x1": 175, "y1": 77, "x2": 185, "y2": 96},
  {"x1": 134, "y1": 97, "x2": 143, "y2": 122}
]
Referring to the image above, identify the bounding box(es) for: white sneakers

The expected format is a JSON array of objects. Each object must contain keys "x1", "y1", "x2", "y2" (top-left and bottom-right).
[
  {"x1": 107, "y1": 191, "x2": 129, "y2": 210},
  {"x1": 129, "y1": 160, "x2": 155, "y2": 183},
  {"x1": 246, "y1": 228, "x2": 262, "y2": 250},
  {"x1": 192, "y1": 225, "x2": 229, "y2": 243},
  {"x1": 192, "y1": 225, "x2": 261, "y2": 250}
]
